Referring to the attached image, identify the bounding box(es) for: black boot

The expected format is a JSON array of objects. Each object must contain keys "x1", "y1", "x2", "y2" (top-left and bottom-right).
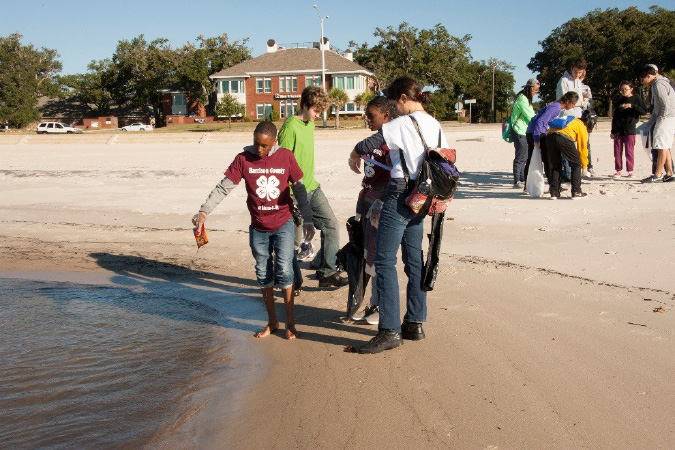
[
  {"x1": 401, "y1": 321, "x2": 426, "y2": 340},
  {"x1": 358, "y1": 330, "x2": 403, "y2": 354}
]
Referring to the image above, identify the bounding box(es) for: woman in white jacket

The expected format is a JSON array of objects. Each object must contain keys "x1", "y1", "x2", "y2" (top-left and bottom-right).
[{"x1": 349, "y1": 77, "x2": 448, "y2": 354}]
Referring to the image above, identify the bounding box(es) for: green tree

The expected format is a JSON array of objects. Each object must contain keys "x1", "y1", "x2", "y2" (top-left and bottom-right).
[
  {"x1": 57, "y1": 59, "x2": 114, "y2": 115},
  {"x1": 349, "y1": 23, "x2": 471, "y2": 90},
  {"x1": 108, "y1": 35, "x2": 179, "y2": 123},
  {"x1": 328, "y1": 88, "x2": 349, "y2": 129},
  {"x1": 176, "y1": 34, "x2": 251, "y2": 111},
  {"x1": 267, "y1": 104, "x2": 280, "y2": 122},
  {"x1": 452, "y1": 59, "x2": 515, "y2": 123},
  {"x1": 0, "y1": 33, "x2": 62, "y2": 127},
  {"x1": 354, "y1": 90, "x2": 375, "y2": 127},
  {"x1": 215, "y1": 94, "x2": 243, "y2": 129},
  {"x1": 528, "y1": 6, "x2": 675, "y2": 116}
]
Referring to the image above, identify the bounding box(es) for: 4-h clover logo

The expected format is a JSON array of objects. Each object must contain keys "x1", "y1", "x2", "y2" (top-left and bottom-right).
[
  {"x1": 364, "y1": 160, "x2": 375, "y2": 178},
  {"x1": 256, "y1": 175, "x2": 280, "y2": 201}
]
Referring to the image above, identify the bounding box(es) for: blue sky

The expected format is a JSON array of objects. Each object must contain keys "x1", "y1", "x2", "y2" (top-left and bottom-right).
[{"x1": 0, "y1": 1, "x2": 668, "y2": 89}]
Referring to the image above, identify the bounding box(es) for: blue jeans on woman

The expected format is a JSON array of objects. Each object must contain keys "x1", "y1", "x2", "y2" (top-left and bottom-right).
[
  {"x1": 511, "y1": 131, "x2": 528, "y2": 184},
  {"x1": 374, "y1": 180, "x2": 427, "y2": 332},
  {"x1": 249, "y1": 217, "x2": 295, "y2": 289}
]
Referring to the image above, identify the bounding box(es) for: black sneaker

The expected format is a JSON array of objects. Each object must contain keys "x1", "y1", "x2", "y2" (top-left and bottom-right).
[
  {"x1": 642, "y1": 175, "x2": 664, "y2": 183},
  {"x1": 318, "y1": 272, "x2": 349, "y2": 288},
  {"x1": 358, "y1": 330, "x2": 403, "y2": 354},
  {"x1": 401, "y1": 321, "x2": 426, "y2": 340},
  {"x1": 664, "y1": 174, "x2": 675, "y2": 183}
]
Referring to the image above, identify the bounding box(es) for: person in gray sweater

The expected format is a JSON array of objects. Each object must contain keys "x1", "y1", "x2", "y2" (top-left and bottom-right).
[{"x1": 639, "y1": 64, "x2": 675, "y2": 183}]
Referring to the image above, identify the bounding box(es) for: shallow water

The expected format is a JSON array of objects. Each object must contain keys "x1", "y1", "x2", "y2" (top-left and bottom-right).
[{"x1": 0, "y1": 278, "x2": 230, "y2": 448}]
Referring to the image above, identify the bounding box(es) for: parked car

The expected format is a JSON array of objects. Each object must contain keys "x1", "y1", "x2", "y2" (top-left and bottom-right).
[
  {"x1": 36, "y1": 122, "x2": 83, "y2": 134},
  {"x1": 121, "y1": 123, "x2": 153, "y2": 132}
]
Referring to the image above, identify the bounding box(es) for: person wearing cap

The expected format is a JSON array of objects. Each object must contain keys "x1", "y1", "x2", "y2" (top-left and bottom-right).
[
  {"x1": 639, "y1": 64, "x2": 675, "y2": 183},
  {"x1": 511, "y1": 78, "x2": 539, "y2": 189}
]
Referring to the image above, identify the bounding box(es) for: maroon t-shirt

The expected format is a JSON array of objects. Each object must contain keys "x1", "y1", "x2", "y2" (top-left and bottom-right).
[
  {"x1": 361, "y1": 144, "x2": 391, "y2": 191},
  {"x1": 225, "y1": 147, "x2": 303, "y2": 232}
]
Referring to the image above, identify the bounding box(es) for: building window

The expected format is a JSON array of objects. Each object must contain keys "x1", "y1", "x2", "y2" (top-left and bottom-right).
[
  {"x1": 220, "y1": 80, "x2": 229, "y2": 94},
  {"x1": 306, "y1": 75, "x2": 321, "y2": 87},
  {"x1": 256, "y1": 103, "x2": 272, "y2": 119},
  {"x1": 347, "y1": 102, "x2": 355, "y2": 112},
  {"x1": 256, "y1": 78, "x2": 270, "y2": 94},
  {"x1": 231, "y1": 80, "x2": 239, "y2": 94},
  {"x1": 280, "y1": 100, "x2": 297, "y2": 118},
  {"x1": 334, "y1": 76, "x2": 345, "y2": 89},
  {"x1": 279, "y1": 77, "x2": 296, "y2": 93},
  {"x1": 347, "y1": 76, "x2": 355, "y2": 89}
]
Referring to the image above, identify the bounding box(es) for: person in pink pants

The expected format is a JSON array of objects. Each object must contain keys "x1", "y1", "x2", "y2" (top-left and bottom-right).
[{"x1": 610, "y1": 81, "x2": 647, "y2": 178}]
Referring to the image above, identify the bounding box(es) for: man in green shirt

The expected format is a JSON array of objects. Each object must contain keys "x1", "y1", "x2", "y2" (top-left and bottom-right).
[{"x1": 278, "y1": 86, "x2": 348, "y2": 289}]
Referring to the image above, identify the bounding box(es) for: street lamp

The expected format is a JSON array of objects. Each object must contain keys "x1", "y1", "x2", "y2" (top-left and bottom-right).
[
  {"x1": 313, "y1": 4, "x2": 329, "y2": 128},
  {"x1": 490, "y1": 59, "x2": 497, "y2": 123}
]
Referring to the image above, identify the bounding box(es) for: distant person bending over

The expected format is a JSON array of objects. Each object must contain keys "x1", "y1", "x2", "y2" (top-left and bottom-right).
[
  {"x1": 192, "y1": 121, "x2": 315, "y2": 339},
  {"x1": 278, "y1": 86, "x2": 348, "y2": 290},
  {"x1": 525, "y1": 91, "x2": 580, "y2": 185},
  {"x1": 639, "y1": 64, "x2": 675, "y2": 183},
  {"x1": 610, "y1": 81, "x2": 647, "y2": 178},
  {"x1": 546, "y1": 113, "x2": 589, "y2": 199},
  {"x1": 511, "y1": 78, "x2": 539, "y2": 189}
]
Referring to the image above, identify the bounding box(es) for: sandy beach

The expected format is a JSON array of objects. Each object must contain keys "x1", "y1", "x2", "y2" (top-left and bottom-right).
[{"x1": 1, "y1": 123, "x2": 674, "y2": 448}]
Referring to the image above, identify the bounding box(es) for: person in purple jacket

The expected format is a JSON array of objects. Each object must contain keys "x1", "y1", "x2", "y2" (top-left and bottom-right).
[{"x1": 523, "y1": 91, "x2": 579, "y2": 187}]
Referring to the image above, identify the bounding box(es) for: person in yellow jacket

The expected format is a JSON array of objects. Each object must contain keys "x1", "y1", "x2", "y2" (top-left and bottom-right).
[{"x1": 546, "y1": 115, "x2": 589, "y2": 199}]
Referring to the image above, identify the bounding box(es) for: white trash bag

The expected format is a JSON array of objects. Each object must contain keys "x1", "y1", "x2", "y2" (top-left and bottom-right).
[
  {"x1": 636, "y1": 122, "x2": 652, "y2": 161},
  {"x1": 526, "y1": 145, "x2": 546, "y2": 198}
]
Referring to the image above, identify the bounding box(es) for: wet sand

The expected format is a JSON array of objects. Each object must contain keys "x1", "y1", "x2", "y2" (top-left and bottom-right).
[{"x1": 1, "y1": 123, "x2": 674, "y2": 448}]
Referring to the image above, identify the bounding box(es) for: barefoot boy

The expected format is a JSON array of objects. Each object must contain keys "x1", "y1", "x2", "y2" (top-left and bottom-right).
[{"x1": 192, "y1": 122, "x2": 315, "y2": 339}]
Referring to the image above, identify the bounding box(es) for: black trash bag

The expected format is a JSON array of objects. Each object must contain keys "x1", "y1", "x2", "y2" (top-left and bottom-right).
[
  {"x1": 336, "y1": 216, "x2": 370, "y2": 319},
  {"x1": 422, "y1": 212, "x2": 445, "y2": 291}
]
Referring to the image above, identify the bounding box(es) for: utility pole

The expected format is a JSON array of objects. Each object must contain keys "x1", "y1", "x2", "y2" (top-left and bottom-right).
[{"x1": 313, "y1": 5, "x2": 329, "y2": 128}]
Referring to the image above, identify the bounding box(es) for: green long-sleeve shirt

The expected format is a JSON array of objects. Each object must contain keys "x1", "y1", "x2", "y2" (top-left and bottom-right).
[{"x1": 511, "y1": 94, "x2": 536, "y2": 136}]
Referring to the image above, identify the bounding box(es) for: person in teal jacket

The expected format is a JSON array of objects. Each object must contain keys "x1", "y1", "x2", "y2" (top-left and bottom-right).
[{"x1": 510, "y1": 78, "x2": 539, "y2": 187}]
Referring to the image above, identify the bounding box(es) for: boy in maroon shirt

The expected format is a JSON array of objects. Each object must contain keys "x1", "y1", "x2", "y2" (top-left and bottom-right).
[{"x1": 192, "y1": 122, "x2": 315, "y2": 339}]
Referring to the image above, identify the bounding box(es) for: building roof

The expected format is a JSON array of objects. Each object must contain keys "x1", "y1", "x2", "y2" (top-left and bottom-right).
[{"x1": 209, "y1": 47, "x2": 372, "y2": 79}]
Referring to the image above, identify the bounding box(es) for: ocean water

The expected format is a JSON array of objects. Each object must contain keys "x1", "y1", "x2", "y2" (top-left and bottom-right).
[{"x1": 0, "y1": 278, "x2": 232, "y2": 448}]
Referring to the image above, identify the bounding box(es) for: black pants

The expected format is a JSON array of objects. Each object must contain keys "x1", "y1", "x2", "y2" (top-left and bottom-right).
[
  {"x1": 547, "y1": 134, "x2": 582, "y2": 197},
  {"x1": 524, "y1": 133, "x2": 550, "y2": 184}
]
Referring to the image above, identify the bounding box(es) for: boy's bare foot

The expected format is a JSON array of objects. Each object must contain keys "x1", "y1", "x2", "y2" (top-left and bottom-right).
[
  {"x1": 255, "y1": 322, "x2": 279, "y2": 338},
  {"x1": 286, "y1": 325, "x2": 298, "y2": 340}
]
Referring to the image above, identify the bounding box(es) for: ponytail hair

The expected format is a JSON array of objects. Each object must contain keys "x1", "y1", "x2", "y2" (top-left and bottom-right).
[{"x1": 386, "y1": 77, "x2": 431, "y2": 105}]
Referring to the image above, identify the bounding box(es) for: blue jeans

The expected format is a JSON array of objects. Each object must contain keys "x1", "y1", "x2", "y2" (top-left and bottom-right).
[
  {"x1": 249, "y1": 217, "x2": 295, "y2": 289},
  {"x1": 293, "y1": 186, "x2": 340, "y2": 279},
  {"x1": 512, "y1": 131, "x2": 528, "y2": 183},
  {"x1": 374, "y1": 185, "x2": 427, "y2": 331}
]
